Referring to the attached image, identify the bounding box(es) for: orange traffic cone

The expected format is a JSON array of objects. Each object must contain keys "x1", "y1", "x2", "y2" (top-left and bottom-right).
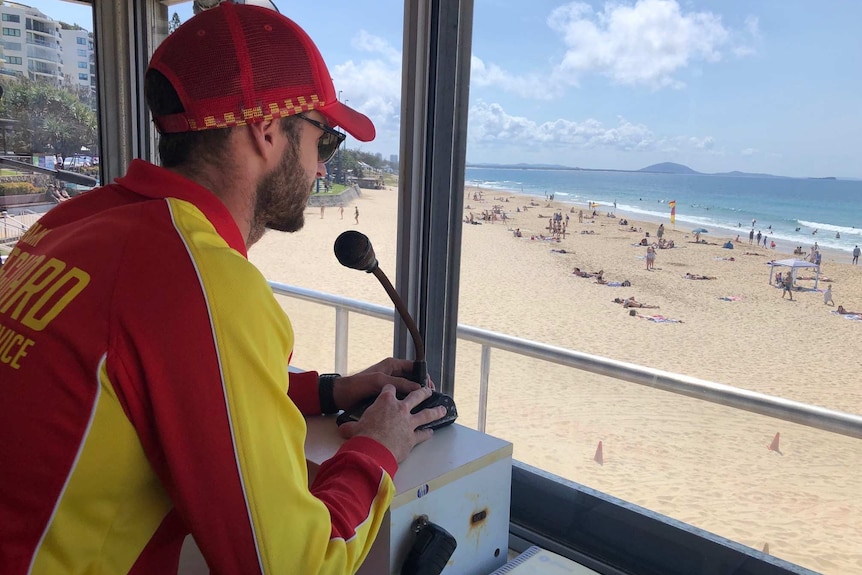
[
  {"x1": 594, "y1": 441, "x2": 604, "y2": 465},
  {"x1": 767, "y1": 432, "x2": 782, "y2": 455}
]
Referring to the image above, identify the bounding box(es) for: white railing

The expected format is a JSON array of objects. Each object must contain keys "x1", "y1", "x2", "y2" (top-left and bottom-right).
[{"x1": 269, "y1": 281, "x2": 862, "y2": 440}]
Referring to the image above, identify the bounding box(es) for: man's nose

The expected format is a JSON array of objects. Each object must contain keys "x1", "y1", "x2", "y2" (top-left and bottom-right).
[{"x1": 317, "y1": 162, "x2": 327, "y2": 178}]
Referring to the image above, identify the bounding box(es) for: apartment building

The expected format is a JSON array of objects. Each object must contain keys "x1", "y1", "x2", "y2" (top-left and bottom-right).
[
  {"x1": 58, "y1": 25, "x2": 94, "y2": 92},
  {"x1": 0, "y1": 1, "x2": 94, "y2": 94}
]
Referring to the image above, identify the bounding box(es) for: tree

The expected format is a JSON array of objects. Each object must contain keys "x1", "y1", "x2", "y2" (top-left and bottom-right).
[
  {"x1": 169, "y1": 12, "x2": 182, "y2": 33},
  {"x1": 0, "y1": 78, "x2": 98, "y2": 156}
]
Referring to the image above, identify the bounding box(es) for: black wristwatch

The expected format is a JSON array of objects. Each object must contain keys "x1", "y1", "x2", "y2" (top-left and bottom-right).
[{"x1": 318, "y1": 373, "x2": 341, "y2": 415}]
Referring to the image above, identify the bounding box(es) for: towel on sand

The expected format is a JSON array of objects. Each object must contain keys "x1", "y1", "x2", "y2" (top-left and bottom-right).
[
  {"x1": 638, "y1": 314, "x2": 683, "y2": 323},
  {"x1": 831, "y1": 311, "x2": 862, "y2": 321}
]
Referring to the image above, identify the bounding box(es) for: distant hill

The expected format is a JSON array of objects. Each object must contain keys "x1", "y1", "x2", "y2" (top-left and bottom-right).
[
  {"x1": 712, "y1": 170, "x2": 789, "y2": 179},
  {"x1": 465, "y1": 161, "x2": 813, "y2": 179},
  {"x1": 466, "y1": 162, "x2": 572, "y2": 170},
  {"x1": 638, "y1": 162, "x2": 700, "y2": 175}
]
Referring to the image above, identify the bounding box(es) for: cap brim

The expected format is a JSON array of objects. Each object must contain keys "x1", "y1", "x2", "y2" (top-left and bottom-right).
[{"x1": 320, "y1": 101, "x2": 376, "y2": 142}]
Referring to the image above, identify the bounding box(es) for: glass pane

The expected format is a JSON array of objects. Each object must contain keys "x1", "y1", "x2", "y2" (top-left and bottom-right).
[
  {"x1": 0, "y1": 0, "x2": 99, "y2": 251},
  {"x1": 460, "y1": 2, "x2": 861, "y2": 574},
  {"x1": 148, "y1": 2, "x2": 404, "y2": 372}
]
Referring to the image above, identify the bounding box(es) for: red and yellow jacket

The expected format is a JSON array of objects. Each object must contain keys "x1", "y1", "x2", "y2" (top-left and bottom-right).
[{"x1": 0, "y1": 160, "x2": 396, "y2": 574}]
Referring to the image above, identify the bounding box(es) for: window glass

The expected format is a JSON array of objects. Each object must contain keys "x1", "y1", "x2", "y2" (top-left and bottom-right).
[
  {"x1": 458, "y1": 2, "x2": 861, "y2": 574},
  {"x1": 0, "y1": 0, "x2": 99, "y2": 249},
  {"x1": 153, "y1": 2, "x2": 405, "y2": 372}
]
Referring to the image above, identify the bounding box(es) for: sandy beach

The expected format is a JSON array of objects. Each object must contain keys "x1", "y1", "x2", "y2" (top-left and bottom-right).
[{"x1": 252, "y1": 183, "x2": 862, "y2": 574}]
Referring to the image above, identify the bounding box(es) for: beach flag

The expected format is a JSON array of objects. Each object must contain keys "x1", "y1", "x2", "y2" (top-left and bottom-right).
[{"x1": 669, "y1": 200, "x2": 676, "y2": 224}]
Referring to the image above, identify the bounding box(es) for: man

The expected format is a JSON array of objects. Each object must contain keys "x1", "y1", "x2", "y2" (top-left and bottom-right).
[
  {"x1": 782, "y1": 270, "x2": 794, "y2": 300},
  {"x1": 853, "y1": 245, "x2": 860, "y2": 265},
  {"x1": 0, "y1": 4, "x2": 444, "y2": 574}
]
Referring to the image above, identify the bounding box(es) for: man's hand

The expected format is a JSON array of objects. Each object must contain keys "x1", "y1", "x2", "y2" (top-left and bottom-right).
[
  {"x1": 332, "y1": 358, "x2": 434, "y2": 411},
  {"x1": 339, "y1": 385, "x2": 446, "y2": 462}
]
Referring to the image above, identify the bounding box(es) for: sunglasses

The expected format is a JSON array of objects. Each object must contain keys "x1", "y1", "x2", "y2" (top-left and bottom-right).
[
  {"x1": 297, "y1": 115, "x2": 347, "y2": 163},
  {"x1": 194, "y1": 0, "x2": 280, "y2": 14}
]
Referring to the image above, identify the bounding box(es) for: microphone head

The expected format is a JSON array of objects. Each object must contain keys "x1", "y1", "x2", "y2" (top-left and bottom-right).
[{"x1": 334, "y1": 230, "x2": 378, "y2": 272}]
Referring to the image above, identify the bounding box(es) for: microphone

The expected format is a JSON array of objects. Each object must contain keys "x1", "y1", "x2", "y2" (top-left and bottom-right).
[{"x1": 333, "y1": 230, "x2": 457, "y2": 430}]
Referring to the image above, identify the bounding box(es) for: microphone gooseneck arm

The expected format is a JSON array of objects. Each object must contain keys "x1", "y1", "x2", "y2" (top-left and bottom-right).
[
  {"x1": 370, "y1": 267, "x2": 425, "y2": 363},
  {"x1": 334, "y1": 230, "x2": 427, "y2": 386},
  {"x1": 333, "y1": 230, "x2": 457, "y2": 430}
]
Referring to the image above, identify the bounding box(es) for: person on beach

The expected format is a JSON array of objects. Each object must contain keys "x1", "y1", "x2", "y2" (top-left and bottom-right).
[
  {"x1": 749, "y1": 229, "x2": 754, "y2": 244},
  {"x1": 0, "y1": 4, "x2": 445, "y2": 574},
  {"x1": 853, "y1": 245, "x2": 860, "y2": 265},
  {"x1": 572, "y1": 267, "x2": 603, "y2": 278},
  {"x1": 824, "y1": 285, "x2": 834, "y2": 306},
  {"x1": 657, "y1": 224, "x2": 664, "y2": 239},
  {"x1": 646, "y1": 245, "x2": 656, "y2": 270},
  {"x1": 684, "y1": 273, "x2": 717, "y2": 280},
  {"x1": 613, "y1": 297, "x2": 659, "y2": 309},
  {"x1": 355, "y1": 205, "x2": 360, "y2": 224},
  {"x1": 837, "y1": 305, "x2": 861, "y2": 315},
  {"x1": 339, "y1": 205, "x2": 344, "y2": 219},
  {"x1": 782, "y1": 271, "x2": 794, "y2": 300}
]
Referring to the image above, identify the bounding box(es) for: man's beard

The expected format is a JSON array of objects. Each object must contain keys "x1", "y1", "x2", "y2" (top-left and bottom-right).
[{"x1": 248, "y1": 145, "x2": 314, "y2": 245}]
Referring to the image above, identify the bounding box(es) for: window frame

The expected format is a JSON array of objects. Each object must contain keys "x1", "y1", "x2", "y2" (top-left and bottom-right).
[{"x1": 86, "y1": 1, "x2": 824, "y2": 573}]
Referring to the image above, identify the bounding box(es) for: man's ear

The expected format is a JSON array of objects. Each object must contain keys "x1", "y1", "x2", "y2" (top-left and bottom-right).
[{"x1": 245, "y1": 119, "x2": 279, "y2": 162}]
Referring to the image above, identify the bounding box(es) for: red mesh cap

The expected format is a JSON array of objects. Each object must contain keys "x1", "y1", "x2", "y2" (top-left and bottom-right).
[{"x1": 148, "y1": 2, "x2": 375, "y2": 141}]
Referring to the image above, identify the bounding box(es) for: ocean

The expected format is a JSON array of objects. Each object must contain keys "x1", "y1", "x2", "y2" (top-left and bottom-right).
[{"x1": 465, "y1": 167, "x2": 862, "y2": 255}]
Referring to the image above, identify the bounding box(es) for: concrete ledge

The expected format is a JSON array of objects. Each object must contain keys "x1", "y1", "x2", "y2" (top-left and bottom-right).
[{"x1": 306, "y1": 184, "x2": 361, "y2": 207}]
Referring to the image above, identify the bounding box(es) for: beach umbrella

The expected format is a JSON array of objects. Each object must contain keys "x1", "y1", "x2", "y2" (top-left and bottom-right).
[{"x1": 692, "y1": 227, "x2": 709, "y2": 234}]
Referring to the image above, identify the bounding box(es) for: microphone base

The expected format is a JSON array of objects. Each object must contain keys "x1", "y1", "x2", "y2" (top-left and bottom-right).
[{"x1": 336, "y1": 391, "x2": 458, "y2": 431}]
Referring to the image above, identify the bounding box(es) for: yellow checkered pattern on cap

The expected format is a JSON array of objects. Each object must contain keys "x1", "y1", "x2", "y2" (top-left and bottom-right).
[{"x1": 190, "y1": 95, "x2": 323, "y2": 131}]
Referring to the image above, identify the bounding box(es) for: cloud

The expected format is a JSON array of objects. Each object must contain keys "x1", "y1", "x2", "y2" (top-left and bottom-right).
[
  {"x1": 352, "y1": 30, "x2": 400, "y2": 62},
  {"x1": 466, "y1": 1, "x2": 758, "y2": 96},
  {"x1": 548, "y1": 0, "x2": 752, "y2": 89},
  {"x1": 741, "y1": 147, "x2": 758, "y2": 156},
  {"x1": 471, "y1": 56, "x2": 562, "y2": 99},
  {"x1": 330, "y1": 32, "x2": 402, "y2": 132},
  {"x1": 469, "y1": 101, "x2": 722, "y2": 159},
  {"x1": 469, "y1": 101, "x2": 656, "y2": 151},
  {"x1": 690, "y1": 136, "x2": 715, "y2": 150}
]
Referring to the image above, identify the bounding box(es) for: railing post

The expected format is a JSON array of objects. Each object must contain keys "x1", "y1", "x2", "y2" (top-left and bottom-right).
[
  {"x1": 334, "y1": 307, "x2": 349, "y2": 374},
  {"x1": 478, "y1": 344, "x2": 491, "y2": 433}
]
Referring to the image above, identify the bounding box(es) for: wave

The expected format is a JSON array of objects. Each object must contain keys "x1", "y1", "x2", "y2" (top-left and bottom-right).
[{"x1": 797, "y1": 220, "x2": 862, "y2": 236}]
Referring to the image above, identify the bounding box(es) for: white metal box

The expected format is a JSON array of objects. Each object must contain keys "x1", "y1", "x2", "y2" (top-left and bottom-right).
[
  {"x1": 179, "y1": 419, "x2": 512, "y2": 575},
  {"x1": 305, "y1": 417, "x2": 513, "y2": 575}
]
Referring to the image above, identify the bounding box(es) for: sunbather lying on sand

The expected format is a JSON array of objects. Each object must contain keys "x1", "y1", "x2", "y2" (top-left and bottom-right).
[
  {"x1": 613, "y1": 297, "x2": 659, "y2": 309},
  {"x1": 837, "y1": 305, "x2": 861, "y2": 315},
  {"x1": 596, "y1": 277, "x2": 631, "y2": 286},
  {"x1": 572, "y1": 267, "x2": 602, "y2": 278},
  {"x1": 684, "y1": 273, "x2": 717, "y2": 280}
]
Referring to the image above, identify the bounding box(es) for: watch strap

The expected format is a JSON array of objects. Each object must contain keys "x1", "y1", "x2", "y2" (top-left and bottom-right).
[{"x1": 318, "y1": 373, "x2": 341, "y2": 415}]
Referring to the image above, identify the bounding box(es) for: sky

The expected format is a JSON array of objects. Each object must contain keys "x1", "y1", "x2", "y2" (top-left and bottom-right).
[{"x1": 24, "y1": 0, "x2": 862, "y2": 178}]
